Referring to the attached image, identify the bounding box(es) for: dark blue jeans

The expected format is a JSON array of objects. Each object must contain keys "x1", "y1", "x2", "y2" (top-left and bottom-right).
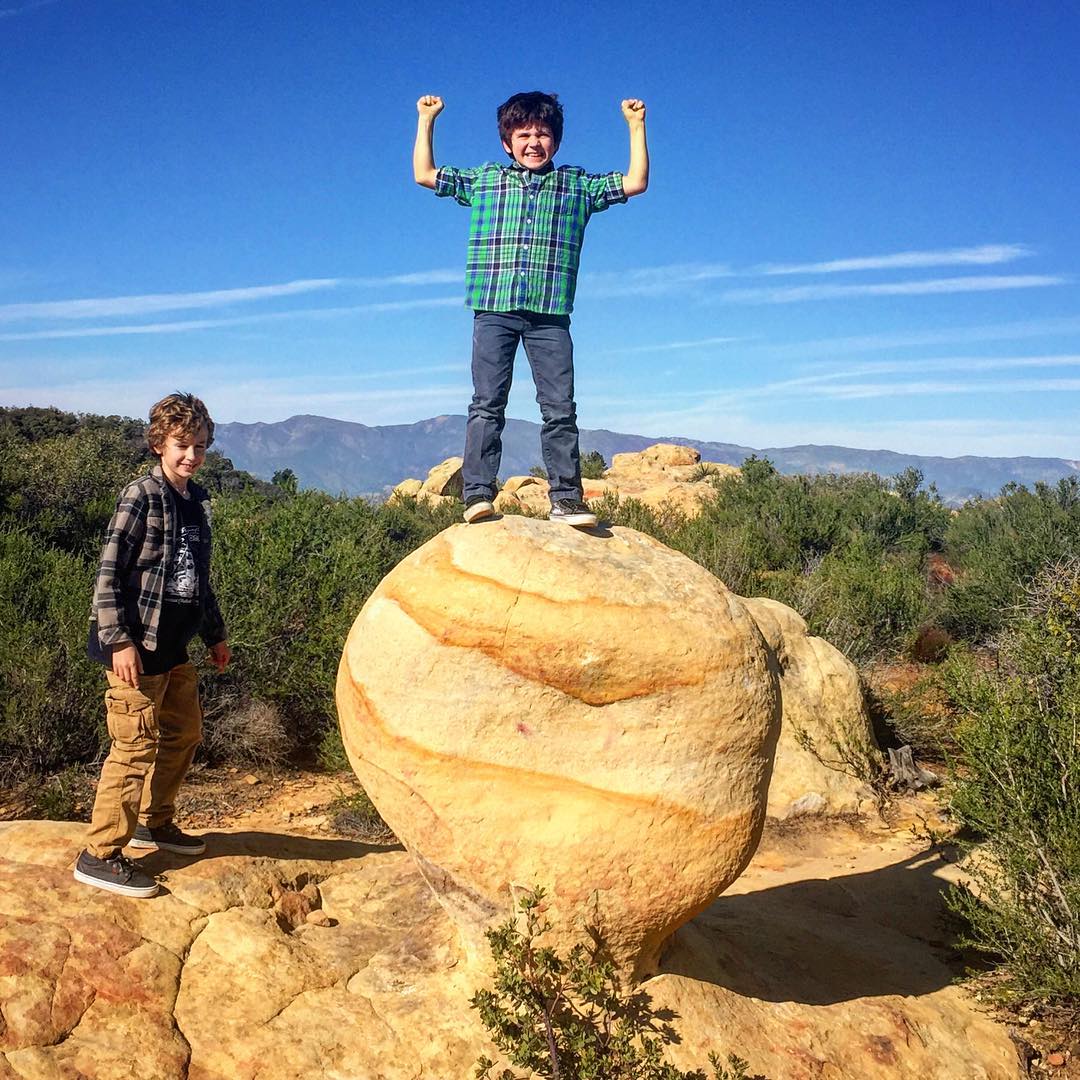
[{"x1": 464, "y1": 310, "x2": 582, "y2": 504}]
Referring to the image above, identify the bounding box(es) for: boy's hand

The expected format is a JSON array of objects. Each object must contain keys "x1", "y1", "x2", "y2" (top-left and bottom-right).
[
  {"x1": 417, "y1": 95, "x2": 444, "y2": 119},
  {"x1": 111, "y1": 643, "x2": 142, "y2": 689},
  {"x1": 208, "y1": 641, "x2": 231, "y2": 673},
  {"x1": 621, "y1": 99, "x2": 646, "y2": 124}
]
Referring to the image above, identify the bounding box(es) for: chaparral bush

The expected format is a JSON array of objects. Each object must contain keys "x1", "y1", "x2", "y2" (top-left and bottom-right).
[
  {"x1": 944, "y1": 558, "x2": 1080, "y2": 1003},
  {"x1": 941, "y1": 478, "x2": 1080, "y2": 642},
  {"x1": 0, "y1": 528, "x2": 103, "y2": 779}
]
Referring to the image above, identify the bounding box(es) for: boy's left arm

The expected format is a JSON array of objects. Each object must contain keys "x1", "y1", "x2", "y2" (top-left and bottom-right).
[
  {"x1": 621, "y1": 99, "x2": 649, "y2": 197},
  {"x1": 201, "y1": 587, "x2": 230, "y2": 672}
]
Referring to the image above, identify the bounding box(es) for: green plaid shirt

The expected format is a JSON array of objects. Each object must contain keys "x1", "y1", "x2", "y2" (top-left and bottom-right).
[{"x1": 434, "y1": 161, "x2": 627, "y2": 314}]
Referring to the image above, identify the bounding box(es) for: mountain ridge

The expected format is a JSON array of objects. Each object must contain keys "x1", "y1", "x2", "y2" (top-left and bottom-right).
[{"x1": 213, "y1": 413, "x2": 1079, "y2": 505}]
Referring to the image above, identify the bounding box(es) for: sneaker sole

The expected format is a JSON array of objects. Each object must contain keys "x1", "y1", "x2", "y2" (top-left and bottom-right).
[
  {"x1": 73, "y1": 866, "x2": 160, "y2": 898},
  {"x1": 128, "y1": 837, "x2": 206, "y2": 855},
  {"x1": 463, "y1": 503, "x2": 495, "y2": 523},
  {"x1": 550, "y1": 514, "x2": 598, "y2": 528}
]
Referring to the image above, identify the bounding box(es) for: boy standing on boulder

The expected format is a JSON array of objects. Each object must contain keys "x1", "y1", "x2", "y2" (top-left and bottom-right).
[
  {"x1": 414, "y1": 90, "x2": 649, "y2": 527},
  {"x1": 74, "y1": 392, "x2": 230, "y2": 898}
]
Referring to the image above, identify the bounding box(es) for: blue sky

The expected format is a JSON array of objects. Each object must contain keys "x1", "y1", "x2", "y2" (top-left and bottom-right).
[{"x1": 2, "y1": 0, "x2": 1079, "y2": 458}]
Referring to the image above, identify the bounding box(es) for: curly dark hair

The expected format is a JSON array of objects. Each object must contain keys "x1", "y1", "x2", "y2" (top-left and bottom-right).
[
  {"x1": 497, "y1": 91, "x2": 563, "y2": 152},
  {"x1": 147, "y1": 392, "x2": 215, "y2": 454}
]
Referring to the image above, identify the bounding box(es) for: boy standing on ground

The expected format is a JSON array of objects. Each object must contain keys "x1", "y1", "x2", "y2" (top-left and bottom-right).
[
  {"x1": 414, "y1": 90, "x2": 649, "y2": 527},
  {"x1": 74, "y1": 392, "x2": 230, "y2": 898}
]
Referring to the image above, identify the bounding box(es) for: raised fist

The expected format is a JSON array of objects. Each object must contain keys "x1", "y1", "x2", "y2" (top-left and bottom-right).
[{"x1": 417, "y1": 95, "x2": 445, "y2": 118}]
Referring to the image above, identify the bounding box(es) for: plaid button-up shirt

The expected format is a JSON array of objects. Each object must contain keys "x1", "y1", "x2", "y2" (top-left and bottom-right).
[
  {"x1": 90, "y1": 466, "x2": 226, "y2": 653},
  {"x1": 434, "y1": 161, "x2": 627, "y2": 315}
]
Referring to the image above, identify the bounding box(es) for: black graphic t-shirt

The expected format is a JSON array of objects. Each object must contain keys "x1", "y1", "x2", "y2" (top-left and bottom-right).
[
  {"x1": 164, "y1": 488, "x2": 202, "y2": 604},
  {"x1": 145, "y1": 486, "x2": 205, "y2": 673}
]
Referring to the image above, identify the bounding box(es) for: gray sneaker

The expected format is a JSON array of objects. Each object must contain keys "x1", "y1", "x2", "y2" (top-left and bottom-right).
[
  {"x1": 548, "y1": 498, "x2": 598, "y2": 528},
  {"x1": 129, "y1": 822, "x2": 206, "y2": 855},
  {"x1": 73, "y1": 849, "x2": 160, "y2": 898}
]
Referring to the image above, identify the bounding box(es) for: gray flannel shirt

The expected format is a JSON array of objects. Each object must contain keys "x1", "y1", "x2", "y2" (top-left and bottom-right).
[{"x1": 90, "y1": 465, "x2": 226, "y2": 652}]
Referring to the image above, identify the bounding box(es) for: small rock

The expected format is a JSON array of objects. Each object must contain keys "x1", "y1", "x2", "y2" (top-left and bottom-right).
[
  {"x1": 227, "y1": 767, "x2": 238, "y2": 775},
  {"x1": 306, "y1": 910, "x2": 332, "y2": 927},
  {"x1": 1046, "y1": 1052, "x2": 1066, "y2": 1067},
  {"x1": 243, "y1": 774, "x2": 261, "y2": 786},
  {"x1": 308, "y1": 815, "x2": 328, "y2": 829},
  {"x1": 281, "y1": 811, "x2": 293, "y2": 822}
]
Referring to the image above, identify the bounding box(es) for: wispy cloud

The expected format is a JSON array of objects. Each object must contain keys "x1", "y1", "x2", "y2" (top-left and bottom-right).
[
  {"x1": 0, "y1": 373, "x2": 470, "y2": 426},
  {"x1": 580, "y1": 262, "x2": 733, "y2": 298},
  {"x1": 0, "y1": 279, "x2": 344, "y2": 323},
  {"x1": 0, "y1": 296, "x2": 462, "y2": 340},
  {"x1": 0, "y1": 0, "x2": 62, "y2": 17},
  {"x1": 799, "y1": 353, "x2": 1080, "y2": 381},
  {"x1": 349, "y1": 269, "x2": 459, "y2": 287},
  {"x1": 763, "y1": 317, "x2": 1080, "y2": 358},
  {"x1": 602, "y1": 335, "x2": 746, "y2": 355},
  {"x1": 722, "y1": 274, "x2": 1068, "y2": 305},
  {"x1": 757, "y1": 243, "x2": 1034, "y2": 276}
]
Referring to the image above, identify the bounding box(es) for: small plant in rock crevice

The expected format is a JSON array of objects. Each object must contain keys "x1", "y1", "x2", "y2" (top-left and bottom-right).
[{"x1": 471, "y1": 886, "x2": 759, "y2": 1080}]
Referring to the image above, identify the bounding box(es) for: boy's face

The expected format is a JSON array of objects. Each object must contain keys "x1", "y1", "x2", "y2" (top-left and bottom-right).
[
  {"x1": 502, "y1": 124, "x2": 557, "y2": 171},
  {"x1": 154, "y1": 425, "x2": 208, "y2": 490}
]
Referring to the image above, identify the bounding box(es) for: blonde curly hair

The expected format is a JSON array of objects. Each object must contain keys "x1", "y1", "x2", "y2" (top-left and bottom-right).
[{"x1": 146, "y1": 392, "x2": 215, "y2": 455}]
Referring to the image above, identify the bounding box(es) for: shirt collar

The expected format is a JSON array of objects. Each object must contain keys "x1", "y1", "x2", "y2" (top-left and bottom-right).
[{"x1": 509, "y1": 161, "x2": 555, "y2": 179}]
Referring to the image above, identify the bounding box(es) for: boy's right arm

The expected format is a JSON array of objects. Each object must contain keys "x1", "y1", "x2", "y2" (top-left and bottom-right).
[
  {"x1": 414, "y1": 94, "x2": 444, "y2": 189},
  {"x1": 93, "y1": 490, "x2": 147, "y2": 687}
]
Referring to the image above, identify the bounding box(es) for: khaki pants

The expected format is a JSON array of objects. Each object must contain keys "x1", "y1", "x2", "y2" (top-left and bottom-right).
[{"x1": 84, "y1": 662, "x2": 202, "y2": 858}]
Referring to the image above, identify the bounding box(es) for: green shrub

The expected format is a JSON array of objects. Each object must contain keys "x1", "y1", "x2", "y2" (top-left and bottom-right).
[
  {"x1": 791, "y1": 539, "x2": 931, "y2": 662},
  {"x1": 941, "y1": 479, "x2": 1080, "y2": 642},
  {"x1": 944, "y1": 560, "x2": 1080, "y2": 1003},
  {"x1": 472, "y1": 887, "x2": 754, "y2": 1080},
  {"x1": 0, "y1": 428, "x2": 148, "y2": 556},
  {"x1": 205, "y1": 489, "x2": 452, "y2": 754},
  {"x1": 0, "y1": 529, "x2": 103, "y2": 778},
  {"x1": 580, "y1": 450, "x2": 607, "y2": 480}
]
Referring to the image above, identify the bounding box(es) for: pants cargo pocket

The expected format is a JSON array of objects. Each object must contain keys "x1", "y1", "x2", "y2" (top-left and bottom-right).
[{"x1": 104, "y1": 690, "x2": 158, "y2": 756}]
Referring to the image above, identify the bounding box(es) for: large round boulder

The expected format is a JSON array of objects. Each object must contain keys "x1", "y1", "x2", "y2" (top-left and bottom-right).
[{"x1": 336, "y1": 516, "x2": 781, "y2": 980}]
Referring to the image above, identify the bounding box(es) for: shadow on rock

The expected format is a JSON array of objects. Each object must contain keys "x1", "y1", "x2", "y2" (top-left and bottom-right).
[
  {"x1": 137, "y1": 829, "x2": 403, "y2": 870},
  {"x1": 661, "y1": 846, "x2": 962, "y2": 1005}
]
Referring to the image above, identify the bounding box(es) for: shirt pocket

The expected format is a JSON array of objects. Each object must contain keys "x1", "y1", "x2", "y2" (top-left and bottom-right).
[{"x1": 136, "y1": 515, "x2": 166, "y2": 569}]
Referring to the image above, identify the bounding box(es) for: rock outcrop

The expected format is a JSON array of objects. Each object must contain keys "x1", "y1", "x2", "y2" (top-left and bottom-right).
[
  {"x1": 602, "y1": 443, "x2": 738, "y2": 517},
  {"x1": 390, "y1": 456, "x2": 463, "y2": 508},
  {"x1": 391, "y1": 443, "x2": 738, "y2": 519},
  {"x1": 0, "y1": 815, "x2": 1022, "y2": 1079},
  {"x1": 0, "y1": 822, "x2": 482, "y2": 1079},
  {"x1": 744, "y1": 597, "x2": 878, "y2": 819},
  {"x1": 336, "y1": 515, "x2": 781, "y2": 981}
]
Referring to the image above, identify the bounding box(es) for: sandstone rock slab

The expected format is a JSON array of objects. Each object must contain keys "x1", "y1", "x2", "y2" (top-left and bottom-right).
[{"x1": 0, "y1": 817, "x2": 1022, "y2": 1079}]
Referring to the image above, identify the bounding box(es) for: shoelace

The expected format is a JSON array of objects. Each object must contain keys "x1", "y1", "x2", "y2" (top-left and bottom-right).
[{"x1": 110, "y1": 854, "x2": 144, "y2": 877}]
